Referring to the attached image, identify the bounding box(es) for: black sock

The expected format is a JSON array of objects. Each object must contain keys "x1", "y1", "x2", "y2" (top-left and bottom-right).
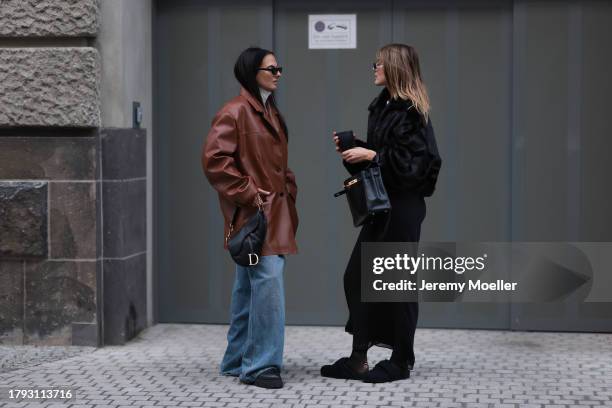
[{"x1": 348, "y1": 346, "x2": 368, "y2": 373}]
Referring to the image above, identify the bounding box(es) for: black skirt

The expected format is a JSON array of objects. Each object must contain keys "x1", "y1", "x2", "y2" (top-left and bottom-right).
[{"x1": 343, "y1": 191, "x2": 426, "y2": 366}]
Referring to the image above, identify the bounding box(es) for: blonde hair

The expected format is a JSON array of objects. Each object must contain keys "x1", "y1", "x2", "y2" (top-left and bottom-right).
[{"x1": 377, "y1": 44, "x2": 430, "y2": 120}]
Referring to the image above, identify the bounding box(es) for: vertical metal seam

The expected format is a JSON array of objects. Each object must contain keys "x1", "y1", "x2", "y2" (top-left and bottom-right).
[
  {"x1": 504, "y1": 0, "x2": 514, "y2": 329},
  {"x1": 207, "y1": 6, "x2": 222, "y2": 317},
  {"x1": 510, "y1": 0, "x2": 525, "y2": 245},
  {"x1": 510, "y1": 0, "x2": 526, "y2": 330},
  {"x1": 325, "y1": 26, "x2": 340, "y2": 317},
  {"x1": 567, "y1": 2, "x2": 582, "y2": 241},
  {"x1": 390, "y1": 0, "x2": 394, "y2": 40},
  {"x1": 445, "y1": 6, "x2": 458, "y2": 241},
  {"x1": 505, "y1": 1, "x2": 513, "y2": 244},
  {"x1": 272, "y1": 0, "x2": 276, "y2": 50}
]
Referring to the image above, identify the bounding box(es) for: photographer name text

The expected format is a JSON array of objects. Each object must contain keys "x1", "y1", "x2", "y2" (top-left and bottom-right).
[{"x1": 373, "y1": 279, "x2": 517, "y2": 292}]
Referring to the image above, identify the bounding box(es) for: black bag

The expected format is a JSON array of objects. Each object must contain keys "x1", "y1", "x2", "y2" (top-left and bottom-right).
[
  {"x1": 334, "y1": 160, "x2": 392, "y2": 227},
  {"x1": 226, "y1": 204, "x2": 267, "y2": 267}
]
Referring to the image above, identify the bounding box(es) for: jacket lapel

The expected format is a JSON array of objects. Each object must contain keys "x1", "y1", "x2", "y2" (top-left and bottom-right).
[{"x1": 240, "y1": 88, "x2": 281, "y2": 140}]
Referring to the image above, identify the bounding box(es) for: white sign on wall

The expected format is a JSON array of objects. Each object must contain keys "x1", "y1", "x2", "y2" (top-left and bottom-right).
[{"x1": 308, "y1": 14, "x2": 357, "y2": 49}]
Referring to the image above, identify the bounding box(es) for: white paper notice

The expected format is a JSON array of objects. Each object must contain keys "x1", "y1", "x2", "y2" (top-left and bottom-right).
[{"x1": 308, "y1": 14, "x2": 357, "y2": 49}]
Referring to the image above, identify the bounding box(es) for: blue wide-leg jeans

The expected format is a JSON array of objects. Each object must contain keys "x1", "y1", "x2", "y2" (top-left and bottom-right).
[{"x1": 219, "y1": 255, "x2": 286, "y2": 383}]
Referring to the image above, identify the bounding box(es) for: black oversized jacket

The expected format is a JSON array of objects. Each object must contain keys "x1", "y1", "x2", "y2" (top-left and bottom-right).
[{"x1": 344, "y1": 88, "x2": 442, "y2": 197}]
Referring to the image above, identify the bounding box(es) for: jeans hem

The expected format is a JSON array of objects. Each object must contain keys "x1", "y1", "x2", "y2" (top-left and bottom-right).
[
  {"x1": 239, "y1": 365, "x2": 281, "y2": 383},
  {"x1": 219, "y1": 368, "x2": 241, "y2": 377}
]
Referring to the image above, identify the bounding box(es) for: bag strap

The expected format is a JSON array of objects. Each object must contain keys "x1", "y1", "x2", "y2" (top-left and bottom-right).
[
  {"x1": 360, "y1": 154, "x2": 381, "y2": 172},
  {"x1": 226, "y1": 196, "x2": 263, "y2": 245},
  {"x1": 333, "y1": 155, "x2": 380, "y2": 198},
  {"x1": 225, "y1": 208, "x2": 239, "y2": 245},
  {"x1": 369, "y1": 153, "x2": 381, "y2": 167},
  {"x1": 380, "y1": 210, "x2": 392, "y2": 239}
]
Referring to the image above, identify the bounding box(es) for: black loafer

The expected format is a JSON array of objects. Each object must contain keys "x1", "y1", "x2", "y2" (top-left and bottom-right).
[{"x1": 243, "y1": 367, "x2": 283, "y2": 389}]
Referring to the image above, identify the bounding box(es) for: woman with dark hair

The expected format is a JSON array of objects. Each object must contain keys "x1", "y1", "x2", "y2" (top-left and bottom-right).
[
  {"x1": 202, "y1": 47, "x2": 298, "y2": 389},
  {"x1": 321, "y1": 44, "x2": 441, "y2": 383}
]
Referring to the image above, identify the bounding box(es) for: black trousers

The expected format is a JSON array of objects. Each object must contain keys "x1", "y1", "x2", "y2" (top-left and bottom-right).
[{"x1": 343, "y1": 192, "x2": 425, "y2": 367}]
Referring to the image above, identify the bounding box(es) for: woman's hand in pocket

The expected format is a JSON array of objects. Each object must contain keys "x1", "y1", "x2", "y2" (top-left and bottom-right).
[{"x1": 253, "y1": 188, "x2": 271, "y2": 207}]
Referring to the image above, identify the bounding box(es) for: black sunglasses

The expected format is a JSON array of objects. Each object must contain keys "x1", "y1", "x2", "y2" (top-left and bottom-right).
[
  {"x1": 257, "y1": 66, "x2": 283, "y2": 75},
  {"x1": 372, "y1": 62, "x2": 383, "y2": 70}
]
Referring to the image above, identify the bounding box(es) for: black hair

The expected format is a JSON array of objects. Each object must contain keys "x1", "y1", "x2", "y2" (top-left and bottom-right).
[{"x1": 234, "y1": 47, "x2": 288, "y2": 137}]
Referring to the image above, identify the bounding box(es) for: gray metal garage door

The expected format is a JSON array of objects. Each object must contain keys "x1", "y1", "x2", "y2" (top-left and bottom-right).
[{"x1": 154, "y1": 0, "x2": 612, "y2": 332}]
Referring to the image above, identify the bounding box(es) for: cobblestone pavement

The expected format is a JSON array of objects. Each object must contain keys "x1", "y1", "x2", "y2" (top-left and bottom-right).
[
  {"x1": 0, "y1": 347, "x2": 94, "y2": 375},
  {"x1": 1, "y1": 324, "x2": 611, "y2": 407}
]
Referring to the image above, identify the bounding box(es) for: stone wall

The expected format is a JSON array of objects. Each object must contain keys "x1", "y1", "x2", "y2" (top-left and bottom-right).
[
  {"x1": 0, "y1": 48, "x2": 100, "y2": 127},
  {"x1": 0, "y1": 134, "x2": 101, "y2": 346},
  {"x1": 0, "y1": 0, "x2": 99, "y2": 37},
  {"x1": 0, "y1": 0, "x2": 148, "y2": 346}
]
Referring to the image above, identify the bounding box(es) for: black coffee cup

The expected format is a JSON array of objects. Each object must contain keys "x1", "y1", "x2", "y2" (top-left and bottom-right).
[{"x1": 336, "y1": 130, "x2": 356, "y2": 151}]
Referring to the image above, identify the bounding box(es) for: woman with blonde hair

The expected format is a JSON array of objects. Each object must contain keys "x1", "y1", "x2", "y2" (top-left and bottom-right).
[{"x1": 321, "y1": 44, "x2": 441, "y2": 383}]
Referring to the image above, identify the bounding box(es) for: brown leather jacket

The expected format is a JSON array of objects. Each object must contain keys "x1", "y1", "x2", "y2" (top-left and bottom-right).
[{"x1": 202, "y1": 88, "x2": 298, "y2": 255}]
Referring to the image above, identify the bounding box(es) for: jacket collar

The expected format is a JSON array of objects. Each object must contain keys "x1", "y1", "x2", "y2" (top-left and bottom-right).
[
  {"x1": 240, "y1": 87, "x2": 265, "y2": 113},
  {"x1": 239, "y1": 87, "x2": 282, "y2": 140},
  {"x1": 368, "y1": 87, "x2": 414, "y2": 112}
]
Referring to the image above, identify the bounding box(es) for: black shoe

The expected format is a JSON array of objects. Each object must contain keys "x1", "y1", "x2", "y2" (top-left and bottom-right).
[
  {"x1": 363, "y1": 359, "x2": 410, "y2": 383},
  {"x1": 241, "y1": 367, "x2": 283, "y2": 389},
  {"x1": 320, "y1": 357, "x2": 368, "y2": 380}
]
